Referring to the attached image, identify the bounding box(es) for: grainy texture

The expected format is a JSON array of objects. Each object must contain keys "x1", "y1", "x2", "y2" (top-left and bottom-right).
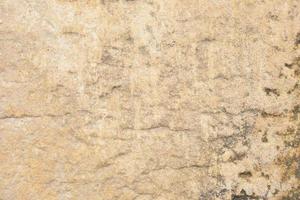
[{"x1": 0, "y1": 0, "x2": 299, "y2": 199}]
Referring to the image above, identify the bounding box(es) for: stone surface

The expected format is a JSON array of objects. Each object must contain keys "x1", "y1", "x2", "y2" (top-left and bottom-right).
[{"x1": 0, "y1": 0, "x2": 299, "y2": 199}]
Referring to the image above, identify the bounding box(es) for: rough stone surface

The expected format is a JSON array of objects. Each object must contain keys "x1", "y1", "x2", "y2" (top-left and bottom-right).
[{"x1": 0, "y1": 0, "x2": 299, "y2": 199}]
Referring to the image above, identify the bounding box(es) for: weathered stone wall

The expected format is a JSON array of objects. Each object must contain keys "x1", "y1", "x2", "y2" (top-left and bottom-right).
[{"x1": 0, "y1": 0, "x2": 299, "y2": 199}]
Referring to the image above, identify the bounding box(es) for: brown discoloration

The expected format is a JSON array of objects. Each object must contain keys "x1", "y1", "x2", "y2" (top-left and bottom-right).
[
  {"x1": 272, "y1": 108, "x2": 300, "y2": 198},
  {"x1": 56, "y1": 0, "x2": 100, "y2": 7},
  {"x1": 295, "y1": 33, "x2": 300, "y2": 47},
  {"x1": 231, "y1": 189, "x2": 264, "y2": 200},
  {"x1": 276, "y1": 150, "x2": 300, "y2": 181},
  {"x1": 278, "y1": 186, "x2": 300, "y2": 200},
  {"x1": 62, "y1": 26, "x2": 84, "y2": 36}
]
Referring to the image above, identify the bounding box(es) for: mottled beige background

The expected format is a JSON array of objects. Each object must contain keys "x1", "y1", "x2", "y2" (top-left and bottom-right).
[{"x1": 0, "y1": 0, "x2": 299, "y2": 199}]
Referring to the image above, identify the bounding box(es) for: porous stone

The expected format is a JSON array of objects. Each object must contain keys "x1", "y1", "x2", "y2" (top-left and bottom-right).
[{"x1": 0, "y1": 0, "x2": 299, "y2": 199}]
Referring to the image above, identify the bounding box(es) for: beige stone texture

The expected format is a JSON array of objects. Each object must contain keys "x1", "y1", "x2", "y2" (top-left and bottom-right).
[{"x1": 0, "y1": 0, "x2": 299, "y2": 199}]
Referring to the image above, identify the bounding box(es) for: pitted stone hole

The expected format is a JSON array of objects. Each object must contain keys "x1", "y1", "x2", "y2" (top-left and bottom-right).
[
  {"x1": 238, "y1": 171, "x2": 252, "y2": 179},
  {"x1": 264, "y1": 87, "x2": 280, "y2": 96},
  {"x1": 231, "y1": 189, "x2": 264, "y2": 200}
]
